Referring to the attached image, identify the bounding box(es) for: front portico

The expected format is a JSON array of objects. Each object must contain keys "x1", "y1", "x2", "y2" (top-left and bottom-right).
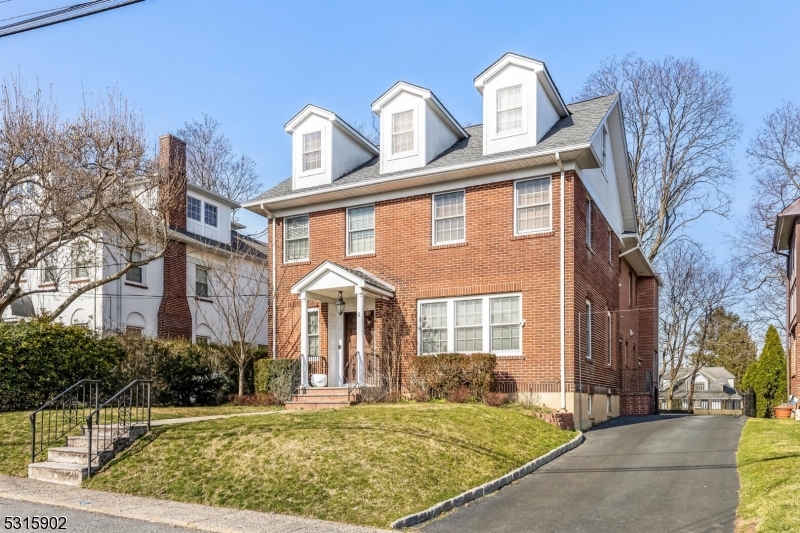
[{"x1": 290, "y1": 261, "x2": 395, "y2": 388}]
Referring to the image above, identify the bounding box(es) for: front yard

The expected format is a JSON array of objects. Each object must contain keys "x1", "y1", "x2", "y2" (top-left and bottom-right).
[
  {"x1": 85, "y1": 403, "x2": 575, "y2": 528},
  {"x1": 0, "y1": 405, "x2": 279, "y2": 477},
  {"x1": 737, "y1": 418, "x2": 800, "y2": 533}
]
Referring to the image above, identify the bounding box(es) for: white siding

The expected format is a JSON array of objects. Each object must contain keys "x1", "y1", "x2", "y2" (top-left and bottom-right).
[
  {"x1": 481, "y1": 64, "x2": 537, "y2": 155},
  {"x1": 379, "y1": 91, "x2": 427, "y2": 174},
  {"x1": 425, "y1": 104, "x2": 460, "y2": 165},
  {"x1": 536, "y1": 79, "x2": 560, "y2": 143}
]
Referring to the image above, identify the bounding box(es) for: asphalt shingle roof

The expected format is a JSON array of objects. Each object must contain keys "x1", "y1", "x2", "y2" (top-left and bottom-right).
[
  {"x1": 174, "y1": 228, "x2": 267, "y2": 260},
  {"x1": 248, "y1": 94, "x2": 617, "y2": 204},
  {"x1": 331, "y1": 262, "x2": 395, "y2": 293}
]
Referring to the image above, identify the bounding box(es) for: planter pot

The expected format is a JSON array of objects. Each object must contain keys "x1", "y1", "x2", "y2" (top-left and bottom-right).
[{"x1": 773, "y1": 406, "x2": 793, "y2": 419}]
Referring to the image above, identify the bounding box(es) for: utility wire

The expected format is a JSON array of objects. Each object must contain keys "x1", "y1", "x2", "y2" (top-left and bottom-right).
[{"x1": 0, "y1": 0, "x2": 144, "y2": 38}]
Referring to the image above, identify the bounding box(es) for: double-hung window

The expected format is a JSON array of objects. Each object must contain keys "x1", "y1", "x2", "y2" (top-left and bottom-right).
[
  {"x1": 515, "y1": 178, "x2": 551, "y2": 234},
  {"x1": 284, "y1": 215, "x2": 309, "y2": 262},
  {"x1": 42, "y1": 255, "x2": 58, "y2": 283},
  {"x1": 195, "y1": 266, "x2": 209, "y2": 297},
  {"x1": 187, "y1": 196, "x2": 202, "y2": 221},
  {"x1": 72, "y1": 242, "x2": 91, "y2": 279},
  {"x1": 204, "y1": 203, "x2": 218, "y2": 227},
  {"x1": 347, "y1": 206, "x2": 375, "y2": 255},
  {"x1": 303, "y1": 131, "x2": 322, "y2": 171},
  {"x1": 433, "y1": 191, "x2": 465, "y2": 244},
  {"x1": 307, "y1": 309, "x2": 319, "y2": 359},
  {"x1": 126, "y1": 250, "x2": 144, "y2": 284},
  {"x1": 392, "y1": 111, "x2": 414, "y2": 154},
  {"x1": 419, "y1": 294, "x2": 522, "y2": 355},
  {"x1": 497, "y1": 85, "x2": 522, "y2": 133}
]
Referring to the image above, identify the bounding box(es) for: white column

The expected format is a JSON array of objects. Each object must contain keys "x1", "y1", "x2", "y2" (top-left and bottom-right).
[
  {"x1": 300, "y1": 293, "x2": 309, "y2": 388},
  {"x1": 356, "y1": 290, "x2": 365, "y2": 385}
]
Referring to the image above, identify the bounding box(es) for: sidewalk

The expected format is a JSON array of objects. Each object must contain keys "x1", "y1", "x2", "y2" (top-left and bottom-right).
[{"x1": 0, "y1": 476, "x2": 387, "y2": 533}]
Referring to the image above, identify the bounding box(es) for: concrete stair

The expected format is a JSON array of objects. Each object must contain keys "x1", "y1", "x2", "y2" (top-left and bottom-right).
[
  {"x1": 285, "y1": 387, "x2": 357, "y2": 410},
  {"x1": 28, "y1": 424, "x2": 148, "y2": 486}
]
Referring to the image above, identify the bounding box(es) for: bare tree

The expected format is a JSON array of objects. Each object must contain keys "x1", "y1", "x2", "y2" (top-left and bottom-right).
[
  {"x1": 0, "y1": 78, "x2": 183, "y2": 320},
  {"x1": 195, "y1": 239, "x2": 270, "y2": 396},
  {"x1": 578, "y1": 55, "x2": 741, "y2": 262},
  {"x1": 658, "y1": 241, "x2": 737, "y2": 408},
  {"x1": 176, "y1": 115, "x2": 262, "y2": 204},
  {"x1": 736, "y1": 101, "x2": 800, "y2": 327},
  {"x1": 349, "y1": 117, "x2": 380, "y2": 147}
]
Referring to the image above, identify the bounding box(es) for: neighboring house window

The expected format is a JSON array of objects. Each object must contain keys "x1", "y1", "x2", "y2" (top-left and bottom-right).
[
  {"x1": 195, "y1": 266, "x2": 209, "y2": 297},
  {"x1": 187, "y1": 196, "x2": 202, "y2": 221},
  {"x1": 601, "y1": 125, "x2": 608, "y2": 176},
  {"x1": 433, "y1": 191, "x2": 465, "y2": 244},
  {"x1": 392, "y1": 110, "x2": 414, "y2": 154},
  {"x1": 284, "y1": 215, "x2": 310, "y2": 262},
  {"x1": 42, "y1": 256, "x2": 58, "y2": 283},
  {"x1": 497, "y1": 85, "x2": 522, "y2": 133},
  {"x1": 196, "y1": 336, "x2": 209, "y2": 345},
  {"x1": 455, "y1": 299, "x2": 482, "y2": 352},
  {"x1": 125, "y1": 326, "x2": 143, "y2": 337},
  {"x1": 419, "y1": 294, "x2": 521, "y2": 355},
  {"x1": 347, "y1": 205, "x2": 375, "y2": 255},
  {"x1": 585, "y1": 300, "x2": 592, "y2": 359},
  {"x1": 607, "y1": 395, "x2": 612, "y2": 414},
  {"x1": 303, "y1": 131, "x2": 322, "y2": 171},
  {"x1": 607, "y1": 312, "x2": 612, "y2": 365},
  {"x1": 420, "y1": 302, "x2": 448, "y2": 354},
  {"x1": 588, "y1": 394, "x2": 593, "y2": 415},
  {"x1": 586, "y1": 199, "x2": 593, "y2": 248},
  {"x1": 72, "y1": 242, "x2": 91, "y2": 279},
  {"x1": 126, "y1": 250, "x2": 144, "y2": 284},
  {"x1": 515, "y1": 177, "x2": 551, "y2": 234},
  {"x1": 307, "y1": 309, "x2": 319, "y2": 359},
  {"x1": 204, "y1": 203, "x2": 218, "y2": 227},
  {"x1": 694, "y1": 380, "x2": 707, "y2": 391}
]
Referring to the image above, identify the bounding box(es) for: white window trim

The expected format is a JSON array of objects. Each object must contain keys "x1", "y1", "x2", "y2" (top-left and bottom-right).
[
  {"x1": 586, "y1": 198, "x2": 593, "y2": 249},
  {"x1": 513, "y1": 176, "x2": 552, "y2": 236},
  {"x1": 387, "y1": 108, "x2": 418, "y2": 161},
  {"x1": 606, "y1": 311, "x2": 612, "y2": 366},
  {"x1": 588, "y1": 393, "x2": 593, "y2": 415},
  {"x1": 187, "y1": 195, "x2": 202, "y2": 222},
  {"x1": 346, "y1": 204, "x2": 376, "y2": 256},
  {"x1": 494, "y1": 84, "x2": 527, "y2": 140},
  {"x1": 431, "y1": 190, "x2": 466, "y2": 246},
  {"x1": 284, "y1": 214, "x2": 310, "y2": 263},
  {"x1": 417, "y1": 292, "x2": 522, "y2": 356},
  {"x1": 125, "y1": 249, "x2": 146, "y2": 285},
  {"x1": 203, "y1": 201, "x2": 219, "y2": 228},
  {"x1": 585, "y1": 300, "x2": 592, "y2": 360},
  {"x1": 307, "y1": 308, "x2": 320, "y2": 361},
  {"x1": 299, "y1": 130, "x2": 325, "y2": 178},
  {"x1": 195, "y1": 265, "x2": 210, "y2": 298}
]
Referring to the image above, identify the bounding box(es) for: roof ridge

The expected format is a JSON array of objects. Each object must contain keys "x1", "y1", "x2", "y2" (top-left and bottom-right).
[{"x1": 566, "y1": 93, "x2": 618, "y2": 106}]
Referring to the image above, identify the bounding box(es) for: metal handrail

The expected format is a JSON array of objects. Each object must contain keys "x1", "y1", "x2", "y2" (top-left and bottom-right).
[
  {"x1": 85, "y1": 379, "x2": 151, "y2": 478},
  {"x1": 29, "y1": 379, "x2": 100, "y2": 463}
]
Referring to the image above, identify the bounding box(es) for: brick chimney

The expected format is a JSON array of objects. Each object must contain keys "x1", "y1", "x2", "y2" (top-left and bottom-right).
[{"x1": 157, "y1": 134, "x2": 193, "y2": 340}]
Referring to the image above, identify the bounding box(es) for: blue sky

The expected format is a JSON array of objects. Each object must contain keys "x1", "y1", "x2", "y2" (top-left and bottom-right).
[{"x1": 2, "y1": 0, "x2": 799, "y2": 251}]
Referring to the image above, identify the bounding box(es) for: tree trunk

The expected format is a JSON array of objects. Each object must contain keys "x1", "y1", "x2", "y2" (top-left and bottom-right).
[{"x1": 238, "y1": 361, "x2": 246, "y2": 396}]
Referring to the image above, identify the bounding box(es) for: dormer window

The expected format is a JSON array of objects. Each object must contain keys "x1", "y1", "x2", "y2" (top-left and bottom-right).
[
  {"x1": 302, "y1": 131, "x2": 322, "y2": 172},
  {"x1": 204, "y1": 203, "x2": 218, "y2": 227},
  {"x1": 497, "y1": 85, "x2": 522, "y2": 133},
  {"x1": 187, "y1": 196, "x2": 202, "y2": 221},
  {"x1": 392, "y1": 110, "x2": 414, "y2": 154}
]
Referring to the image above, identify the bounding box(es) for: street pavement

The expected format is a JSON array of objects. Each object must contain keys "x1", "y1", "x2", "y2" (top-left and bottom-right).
[{"x1": 421, "y1": 414, "x2": 745, "y2": 533}]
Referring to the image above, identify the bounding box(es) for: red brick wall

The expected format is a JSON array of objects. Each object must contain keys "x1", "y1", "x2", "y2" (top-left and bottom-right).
[{"x1": 620, "y1": 393, "x2": 654, "y2": 416}]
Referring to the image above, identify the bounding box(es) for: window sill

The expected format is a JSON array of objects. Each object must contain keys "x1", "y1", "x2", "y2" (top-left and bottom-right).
[
  {"x1": 512, "y1": 231, "x2": 554, "y2": 241},
  {"x1": 125, "y1": 282, "x2": 148, "y2": 289},
  {"x1": 344, "y1": 252, "x2": 376, "y2": 260},
  {"x1": 284, "y1": 260, "x2": 311, "y2": 266},
  {"x1": 494, "y1": 354, "x2": 526, "y2": 360},
  {"x1": 38, "y1": 283, "x2": 56, "y2": 289},
  {"x1": 194, "y1": 297, "x2": 214, "y2": 304},
  {"x1": 586, "y1": 357, "x2": 594, "y2": 364},
  {"x1": 429, "y1": 241, "x2": 468, "y2": 251},
  {"x1": 69, "y1": 278, "x2": 90, "y2": 285}
]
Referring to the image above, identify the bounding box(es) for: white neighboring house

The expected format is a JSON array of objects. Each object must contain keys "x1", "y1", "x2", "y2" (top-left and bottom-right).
[{"x1": 2, "y1": 135, "x2": 269, "y2": 348}]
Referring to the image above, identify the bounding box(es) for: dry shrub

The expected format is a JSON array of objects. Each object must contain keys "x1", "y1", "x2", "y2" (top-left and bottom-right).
[
  {"x1": 408, "y1": 353, "x2": 497, "y2": 401},
  {"x1": 517, "y1": 391, "x2": 543, "y2": 410},
  {"x1": 229, "y1": 393, "x2": 277, "y2": 406},
  {"x1": 446, "y1": 386, "x2": 473, "y2": 403},
  {"x1": 483, "y1": 392, "x2": 510, "y2": 407}
]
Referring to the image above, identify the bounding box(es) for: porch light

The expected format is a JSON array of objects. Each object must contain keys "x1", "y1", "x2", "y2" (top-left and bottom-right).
[{"x1": 335, "y1": 291, "x2": 346, "y2": 316}]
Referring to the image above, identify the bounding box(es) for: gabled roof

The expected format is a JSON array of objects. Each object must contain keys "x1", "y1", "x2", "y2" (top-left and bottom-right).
[
  {"x1": 291, "y1": 260, "x2": 395, "y2": 297},
  {"x1": 284, "y1": 104, "x2": 379, "y2": 156},
  {"x1": 187, "y1": 183, "x2": 241, "y2": 208},
  {"x1": 773, "y1": 197, "x2": 800, "y2": 251},
  {"x1": 371, "y1": 81, "x2": 468, "y2": 139},
  {"x1": 172, "y1": 227, "x2": 267, "y2": 260},
  {"x1": 245, "y1": 94, "x2": 616, "y2": 208},
  {"x1": 473, "y1": 52, "x2": 569, "y2": 118}
]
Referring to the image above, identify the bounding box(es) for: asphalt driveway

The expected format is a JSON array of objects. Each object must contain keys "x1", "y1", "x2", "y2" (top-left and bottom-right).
[{"x1": 421, "y1": 414, "x2": 745, "y2": 533}]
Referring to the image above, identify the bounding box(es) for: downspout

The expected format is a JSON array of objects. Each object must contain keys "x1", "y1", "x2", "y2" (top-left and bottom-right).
[
  {"x1": 556, "y1": 152, "x2": 566, "y2": 410},
  {"x1": 261, "y1": 203, "x2": 277, "y2": 360}
]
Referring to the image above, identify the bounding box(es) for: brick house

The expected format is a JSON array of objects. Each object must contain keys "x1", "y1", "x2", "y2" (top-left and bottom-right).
[
  {"x1": 243, "y1": 53, "x2": 659, "y2": 427},
  {"x1": 772, "y1": 198, "x2": 800, "y2": 401}
]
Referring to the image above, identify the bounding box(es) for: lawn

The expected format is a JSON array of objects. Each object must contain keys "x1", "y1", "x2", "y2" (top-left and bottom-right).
[
  {"x1": 736, "y1": 418, "x2": 800, "y2": 533},
  {"x1": 0, "y1": 405, "x2": 279, "y2": 477},
  {"x1": 85, "y1": 403, "x2": 576, "y2": 528}
]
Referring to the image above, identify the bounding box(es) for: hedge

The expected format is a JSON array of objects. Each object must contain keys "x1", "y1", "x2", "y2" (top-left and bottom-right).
[
  {"x1": 254, "y1": 358, "x2": 300, "y2": 404},
  {"x1": 408, "y1": 353, "x2": 497, "y2": 401}
]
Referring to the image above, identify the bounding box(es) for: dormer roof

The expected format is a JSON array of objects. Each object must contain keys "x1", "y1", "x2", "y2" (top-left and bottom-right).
[
  {"x1": 474, "y1": 52, "x2": 569, "y2": 119},
  {"x1": 371, "y1": 81, "x2": 468, "y2": 139},
  {"x1": 284, "y1": 104, "x2": 379, "y2": 156}
]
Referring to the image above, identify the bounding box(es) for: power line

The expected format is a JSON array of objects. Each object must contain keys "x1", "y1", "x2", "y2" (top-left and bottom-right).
[{"x1": 0, "y1": 0, "x2": 145, "y2": 38}]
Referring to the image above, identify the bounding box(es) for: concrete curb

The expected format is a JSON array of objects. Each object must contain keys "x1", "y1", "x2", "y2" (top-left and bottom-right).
[{"x1": 390, "y1": 432, "x2": 585, "y2": 529}]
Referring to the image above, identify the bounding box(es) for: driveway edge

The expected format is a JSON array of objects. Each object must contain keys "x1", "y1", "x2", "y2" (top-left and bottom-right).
[{"x1": 391, "y1": 431, "x2": 585, "y2": 529}]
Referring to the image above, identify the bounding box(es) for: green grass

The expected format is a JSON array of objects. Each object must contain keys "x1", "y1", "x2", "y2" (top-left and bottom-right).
[
  {"x1": 0, "y1": 405, "x2": 279, "y2": 477},
  {"x1": 736, "y1": 418, "x2": 800, "y2": 533},
  {"x1": 85, "y1": 403, "x2": 575, "y2": 528}
]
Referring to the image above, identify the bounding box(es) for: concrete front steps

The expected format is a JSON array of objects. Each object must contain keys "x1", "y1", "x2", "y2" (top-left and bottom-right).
[
  {"x1": 286, "y1": 387, "x2": 357, "y2": 410},
  {"x1": 28, "y1": 424, "x2": 147, "y2": 486}
]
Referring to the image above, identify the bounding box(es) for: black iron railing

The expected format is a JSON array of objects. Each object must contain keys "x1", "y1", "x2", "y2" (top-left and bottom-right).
[
  {"x1": 85, "y1": 380, "x2": 151, "y2": 478},
  {"x1": 308, "y1": 355, "x2": 328, "y2": 377},
  {"x1": 30, "y1": 379, "x2": 100, "y2": 464}
]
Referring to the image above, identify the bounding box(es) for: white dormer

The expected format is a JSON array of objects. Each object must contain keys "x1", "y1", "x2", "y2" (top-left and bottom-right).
[
  {"x1": 371, "y1": 82, "x2": 468, "y2": 174},
  {"x1": 186, "y1": 183, "x2": 239, "y2": 244},
  {"x1": 474, "y1": 53, "x2": 569, "y2": 156},
  {"x1": 285, "y1": 105, "x2": 379, "y2": 191}
]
